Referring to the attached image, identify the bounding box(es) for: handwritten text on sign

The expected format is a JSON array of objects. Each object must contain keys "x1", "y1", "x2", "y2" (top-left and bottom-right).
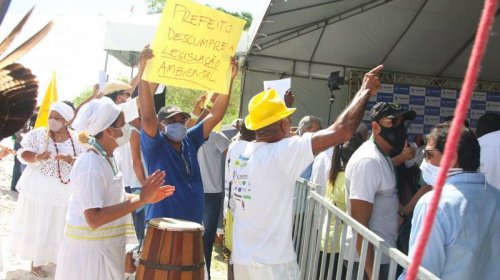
[{"x1": 144, "y1": 0, "x2": 245, "y2": 93}]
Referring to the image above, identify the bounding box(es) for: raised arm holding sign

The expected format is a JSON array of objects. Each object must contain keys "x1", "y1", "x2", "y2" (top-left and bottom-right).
[{"x1": 137, "y1": 44, "x2": 238, "y2": 234}]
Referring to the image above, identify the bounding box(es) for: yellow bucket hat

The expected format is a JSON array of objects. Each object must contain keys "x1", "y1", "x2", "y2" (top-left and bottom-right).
[{"x1": 245, "y1": 89, "x2": 296, "y2": 130}]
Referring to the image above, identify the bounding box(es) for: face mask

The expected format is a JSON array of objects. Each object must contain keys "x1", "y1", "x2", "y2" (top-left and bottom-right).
[
  {"x1": 420, "y1": 159, "x2": 463, "y2": 186},
  {"x1": 164, "y1": 123, "x2": 187, "y2": 142},
  {"x1": 378, "y1": 123, "x2": 407, "y2": 154},
  {"x1": 114, "y1": 124, "x2": 131, "y2": 147},
  {"x1": 48, "y1": 118, "x2": 64, "y2": 132}
]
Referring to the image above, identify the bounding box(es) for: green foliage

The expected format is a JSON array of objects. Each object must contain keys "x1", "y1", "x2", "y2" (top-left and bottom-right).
[
  {"x1": 72, "y1": 86, "x2": 94, "y2": 107},
  {"x1": 214, "y1": 7, "x2": 253, "y2": 31},
  {"x1": 145, "y1": 0, "x2": 253, "y2": 31},
  {"x1": 165, "y1": 73, "x2": 242, "y2": 125},
  {"x1": 146, "y1": 0, "x2": 166, "y2": 14}
]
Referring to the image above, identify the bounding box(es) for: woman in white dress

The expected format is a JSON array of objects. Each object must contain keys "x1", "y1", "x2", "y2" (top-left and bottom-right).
[
  {"x1": 9, "y1": 101, "x2": 84, "y2": 278},
  {"x1": 54, "y1": 98, "x2": 174, "y2": 280}
]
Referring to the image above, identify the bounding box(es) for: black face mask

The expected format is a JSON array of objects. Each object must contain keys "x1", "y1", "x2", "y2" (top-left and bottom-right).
[{"x1": 378, "y1": 123, "x2": 407, "y2": 155}]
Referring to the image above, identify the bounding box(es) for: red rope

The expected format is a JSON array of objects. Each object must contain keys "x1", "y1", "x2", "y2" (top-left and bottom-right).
[{"x1": 405, "y1": 0, "x2": 498, "y2": 279}]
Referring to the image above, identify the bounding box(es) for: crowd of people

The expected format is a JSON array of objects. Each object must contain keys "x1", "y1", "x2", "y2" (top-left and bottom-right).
[{"x1": 1, "y1": 43, "x2": 499, "y2": 280}]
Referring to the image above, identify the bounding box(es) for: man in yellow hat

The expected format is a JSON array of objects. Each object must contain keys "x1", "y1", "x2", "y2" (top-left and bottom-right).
[{"x1": 227, "y1": 65, "x2": 383, "y2": 280}]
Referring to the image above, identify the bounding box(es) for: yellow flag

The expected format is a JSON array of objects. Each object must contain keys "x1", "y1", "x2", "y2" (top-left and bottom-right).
[{"x1": 34, "y1": 71, "x2": 58, "y2": 128}]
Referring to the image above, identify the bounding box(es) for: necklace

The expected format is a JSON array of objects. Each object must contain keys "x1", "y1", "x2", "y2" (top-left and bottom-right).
[
  {"x1": 52, "y1": 130, "x2": 76, "y2": 185},
  {"x1": 90, "y1": 139, "x2": 120, "y2": 178}
]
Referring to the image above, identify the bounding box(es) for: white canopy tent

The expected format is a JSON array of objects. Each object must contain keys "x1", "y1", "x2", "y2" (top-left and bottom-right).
[
  {"x1": 102, "y1": 14, "x2": 160, "y2": 79},
  {"x1": 241, "y1": 0, "x2": 500, "y2": 124}
]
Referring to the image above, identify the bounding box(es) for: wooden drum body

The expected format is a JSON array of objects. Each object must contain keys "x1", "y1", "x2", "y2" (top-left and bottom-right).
[{"x1": 136, "y1": 218, "x2": 205, "y2": 280}]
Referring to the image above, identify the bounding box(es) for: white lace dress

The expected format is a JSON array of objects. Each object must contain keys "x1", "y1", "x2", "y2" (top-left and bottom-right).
[{"x1": 8, "y1": 127, "x2": 85, "y2": 266}]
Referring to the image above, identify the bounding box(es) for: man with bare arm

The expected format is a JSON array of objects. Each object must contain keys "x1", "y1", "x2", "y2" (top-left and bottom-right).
[{"x1": 227, "y1": 65, "x2": 383, "y2": 280}]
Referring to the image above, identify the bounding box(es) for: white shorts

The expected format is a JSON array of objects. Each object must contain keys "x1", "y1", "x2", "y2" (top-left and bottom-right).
[{"x1": 234, "y1": 260, "x2": 299, "y2": 280}]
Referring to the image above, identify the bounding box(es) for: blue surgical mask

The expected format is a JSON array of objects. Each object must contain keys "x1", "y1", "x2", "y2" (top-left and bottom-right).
[{"x1": 164, "y1": 123, "x2": 187, "y2": 142}]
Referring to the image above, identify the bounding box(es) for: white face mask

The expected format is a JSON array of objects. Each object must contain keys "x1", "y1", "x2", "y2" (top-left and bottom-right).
[
  {"x1": 114, "y1": 124, "x2": 131, "y2": 147},
  {"x1": 164, "y1": 123, "x2": 187, "y2": 142},
  {"x1": 420, "y1": 159, "x2": 463, "y2": 186},
  {"x1": 48, "y1": 118, "x2": 64, "y2": 132}
]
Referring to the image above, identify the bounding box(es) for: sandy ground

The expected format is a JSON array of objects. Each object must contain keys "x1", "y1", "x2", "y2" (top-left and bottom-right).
[
  {"x1": 0, "y1": 143, "x2": 228, "y2": 280},
  {"x1": 0, "y1": 151, "x2": 42, "y2": 280}
]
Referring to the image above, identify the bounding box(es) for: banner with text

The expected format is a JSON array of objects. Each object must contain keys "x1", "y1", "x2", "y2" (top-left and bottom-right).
[
  {"x1": 362, "y1": 84, "x2": 500, "y2": 139},
  {"x1": 143, "y1": 0, "x2": 245, "y2": 93}
]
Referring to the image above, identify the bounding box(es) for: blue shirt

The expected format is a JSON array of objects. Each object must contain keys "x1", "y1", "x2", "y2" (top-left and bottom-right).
[
  {"x1": 300, "y1": 163, "x2": 313, "y2": 181},
  {"x1": 399, "y1": 172, "x2": 500, "y2": 280},
  {"x1": 140, "y1": 123, "x2": 205, "y2": 224}
]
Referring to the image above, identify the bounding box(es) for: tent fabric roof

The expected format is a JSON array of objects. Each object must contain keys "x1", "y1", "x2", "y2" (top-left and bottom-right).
[
  {"x1": 103, "y1": 15, "x2": 160, "y2": 67},
  {"x1": 248, "y1": 0, "x2": 500, "y2": 82}
]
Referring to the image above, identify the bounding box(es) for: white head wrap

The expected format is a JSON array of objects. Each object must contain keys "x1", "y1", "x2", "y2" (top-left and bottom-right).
[
  {"x1": 50, "y1": 101, "x2": 74, "y2": 122},
  {"x1": 72, "y1": 98, "x2": 121, "y2": 136}
]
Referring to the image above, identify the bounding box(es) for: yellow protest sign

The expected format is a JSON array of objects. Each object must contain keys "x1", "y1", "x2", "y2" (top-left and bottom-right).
[{"x1": 144, "y1": 0, "x2": 245, "y2": 94}]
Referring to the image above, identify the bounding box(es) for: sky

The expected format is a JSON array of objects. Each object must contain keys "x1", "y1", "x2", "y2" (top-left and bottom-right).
[{"x1": 1, "y1": 0, "x2": 269, "y2": 102}]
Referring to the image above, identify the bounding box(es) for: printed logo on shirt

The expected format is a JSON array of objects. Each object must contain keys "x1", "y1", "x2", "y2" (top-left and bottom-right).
[{"x1": 230, "y1": 154, "x2": 253, "y2": 210}]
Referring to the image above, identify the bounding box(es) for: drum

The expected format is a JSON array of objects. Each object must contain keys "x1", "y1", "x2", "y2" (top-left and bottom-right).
[{"x1": 136, "y1": 218, "x2": 205, "y2": 280}]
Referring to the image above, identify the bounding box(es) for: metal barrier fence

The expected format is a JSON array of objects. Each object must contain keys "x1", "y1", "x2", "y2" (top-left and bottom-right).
[{"x1": 292, "y1": 178, "x2": 439, "y2": 280}]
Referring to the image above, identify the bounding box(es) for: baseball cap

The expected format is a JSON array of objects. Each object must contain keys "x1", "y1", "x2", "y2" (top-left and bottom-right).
[
  {"x1": 157, "y1": 106, "x2": 191, "y2": 121},
  {"x1": 370, "y1": 102, "x2": 416, "y2": 121}
]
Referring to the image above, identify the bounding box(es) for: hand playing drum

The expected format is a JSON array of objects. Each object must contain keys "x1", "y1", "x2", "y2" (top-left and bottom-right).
[{"x1": 140, "y1": 170, "x2": 175, "y2": 204}]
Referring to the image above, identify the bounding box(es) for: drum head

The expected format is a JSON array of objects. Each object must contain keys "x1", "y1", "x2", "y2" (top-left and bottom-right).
[{"x1": 148, "y1": 218, "x2": 204, "y2": 231}]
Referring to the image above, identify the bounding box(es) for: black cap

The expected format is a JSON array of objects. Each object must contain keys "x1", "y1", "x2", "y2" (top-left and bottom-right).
[
  {"x1": 370, "y1": 102, "x2": 416, "y2": 121},
  {"x1": 157, "y1": 106, "x2": 191, "y2": 121}
]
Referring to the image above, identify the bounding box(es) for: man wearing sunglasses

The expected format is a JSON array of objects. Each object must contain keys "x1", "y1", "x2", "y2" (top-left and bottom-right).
[
  {"x1": 398, "y1": 122, "x2": 500, "y2": 280},
  {"x1": 344, "y1": 102, "x2": 415, "y2": 279}
]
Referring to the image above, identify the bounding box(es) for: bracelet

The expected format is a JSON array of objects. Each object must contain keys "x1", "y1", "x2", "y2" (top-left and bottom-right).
[{"x1": 191, "y1": 111, "x2": 200, "y2": 118}]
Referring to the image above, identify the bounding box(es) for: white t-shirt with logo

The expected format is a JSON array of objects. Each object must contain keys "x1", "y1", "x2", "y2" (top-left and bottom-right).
[
  {"x1": 229, "y1": 134, "x2": 314, "y2": 265},
  {"x1": 344, "y1": 140, "x2": 398, "y2": 264}
]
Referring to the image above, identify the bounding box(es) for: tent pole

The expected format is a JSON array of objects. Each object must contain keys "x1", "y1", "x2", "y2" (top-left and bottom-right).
[
  {"x1": 131, "y1": 66, "x2": 134, "y2": 81},
  {"x1": 104, "y1": 51, "x2": 109, "y2": 73},
  {"x1": 328, "y1": 89, "x2": 335, "y2": 124}
]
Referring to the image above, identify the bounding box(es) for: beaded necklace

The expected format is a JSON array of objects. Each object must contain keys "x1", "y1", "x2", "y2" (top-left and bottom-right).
[
  {"x1": 89, "y1": 138, "x2": 120, "y2": 179},
  {"x1": 51, "y1": 129, "x2": 76, "y2": 185}
]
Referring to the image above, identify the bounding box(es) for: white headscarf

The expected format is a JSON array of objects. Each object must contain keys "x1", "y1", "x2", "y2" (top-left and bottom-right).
[
  {"x1": 72, "y1": 98, "x2": 121, "y2": 136},
  {"x1": 50, "y1": 101, "x2": 74, "y2": 122}
]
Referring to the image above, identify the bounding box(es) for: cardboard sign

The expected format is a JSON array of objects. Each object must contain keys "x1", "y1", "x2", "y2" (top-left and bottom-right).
[
  {"x1": 143, "y1": 0, "x2": 245, "y2": 93},
  {"x1": 263, "y1": 78, "x2": 291, "y2": 100}
]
